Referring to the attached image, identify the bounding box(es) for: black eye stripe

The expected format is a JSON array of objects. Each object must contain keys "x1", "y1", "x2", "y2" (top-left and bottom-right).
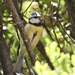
[
  {"x1": 29, "y1": 17, "x2": 40, "y2": 20},
  {"x1": 34, "y1": 17, "x2": 40, "y2": 18}
]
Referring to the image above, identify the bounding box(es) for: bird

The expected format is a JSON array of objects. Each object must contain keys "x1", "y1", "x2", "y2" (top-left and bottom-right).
[{"x1": 13, "y1": 11, "x2": 43, "y2": 73}]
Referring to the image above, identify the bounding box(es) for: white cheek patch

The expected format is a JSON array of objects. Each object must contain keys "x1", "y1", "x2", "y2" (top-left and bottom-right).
[{"x1": 30, "y1": 18, "x2": 40, "y2": 23}]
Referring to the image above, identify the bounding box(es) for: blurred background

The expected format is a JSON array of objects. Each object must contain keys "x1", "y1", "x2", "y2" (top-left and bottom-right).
[{"x1": 0, "y1": 0, "x2": 75, "y2": 75}]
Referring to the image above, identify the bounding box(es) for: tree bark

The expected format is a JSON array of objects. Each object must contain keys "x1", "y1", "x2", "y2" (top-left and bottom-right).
[
  {"x1": 65, "y1": 0, "x2": 75, "y2": 39},
  {"x1": 0, "y1": 10, "x2": 14, "y2": 75},
  {"x1": 4, "y1": 0, "x2": 35, "y2": 65},
  {"x1": 37, "y1": 41, "x2": 54, "y2": 70}
]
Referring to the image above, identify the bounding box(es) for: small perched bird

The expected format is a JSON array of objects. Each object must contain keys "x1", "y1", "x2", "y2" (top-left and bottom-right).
[{"x1": 13, "y1": 12, "x2": 43, "y2": 73}]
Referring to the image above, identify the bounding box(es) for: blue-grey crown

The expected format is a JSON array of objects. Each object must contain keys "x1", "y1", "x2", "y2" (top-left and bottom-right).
[
  {"x1": 30, "y1": 12, "x2": 41, "y2": 18},
  {"x1": 31, "y1": 12, "x2": 37, "y2": 17}
]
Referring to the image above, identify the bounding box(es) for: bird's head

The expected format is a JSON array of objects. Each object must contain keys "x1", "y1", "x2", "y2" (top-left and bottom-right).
[
  {"x1": 29, "y1": 12, "x2": 42, "y2": 26},
  {"x1": 30, "y1": 12, "x2": 41, "y2": 18}
]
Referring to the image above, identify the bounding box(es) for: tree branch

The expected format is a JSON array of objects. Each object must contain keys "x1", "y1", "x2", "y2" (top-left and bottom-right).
[
  {"x1": 0, "y1": 10, "x2": 14, "y2": 75},
  {"x1": 37, "y1": 41, "x2": 54, "y2": 70},
  {"x1": 4, "y1": 0, "x2": 35, "y2": 65},
  {"x1": 65, "y1": 0, "x2": 75, "y2": 40}
]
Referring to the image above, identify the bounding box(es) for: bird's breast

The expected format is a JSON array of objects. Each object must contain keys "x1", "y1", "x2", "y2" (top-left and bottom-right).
[{"x1": 25, "y1": 24, "x2": 43, "y2": 33}]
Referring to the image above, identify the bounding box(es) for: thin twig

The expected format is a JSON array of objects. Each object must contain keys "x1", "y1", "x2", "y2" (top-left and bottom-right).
[{"x1": 23, "y1": 0, "x2": 34, "y2": 14}]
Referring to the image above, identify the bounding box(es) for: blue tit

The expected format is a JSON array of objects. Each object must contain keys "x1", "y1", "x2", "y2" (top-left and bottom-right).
[{"x1": 13, "y1": 12, "x2": 43, "y2": 73}]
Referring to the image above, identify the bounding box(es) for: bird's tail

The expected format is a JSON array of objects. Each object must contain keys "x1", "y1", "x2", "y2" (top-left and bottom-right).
[{"x1": 13, "y1": 55, "x2": 23, "y2": 73}]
